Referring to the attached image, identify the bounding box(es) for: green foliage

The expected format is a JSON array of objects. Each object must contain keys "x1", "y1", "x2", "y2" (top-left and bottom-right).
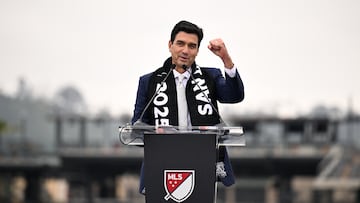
[{"x1": 0, "y1": 120, "x2": 7, "y2": 133}]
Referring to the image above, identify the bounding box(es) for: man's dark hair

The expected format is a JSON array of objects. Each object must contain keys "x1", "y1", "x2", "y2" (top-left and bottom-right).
[{"x1": 170, "y1": 20, "x2": 204, "y2": 47}]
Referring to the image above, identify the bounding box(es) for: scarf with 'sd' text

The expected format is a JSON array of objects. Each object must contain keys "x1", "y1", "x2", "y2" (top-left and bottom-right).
[{"x1": 146, "y1": 57, "x2": 220, "y2": 126}]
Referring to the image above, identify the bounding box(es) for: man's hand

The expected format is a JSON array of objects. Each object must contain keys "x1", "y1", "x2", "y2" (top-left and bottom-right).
[{"x1": 208, "y1": 38, "x2": 234, "y2": 69}]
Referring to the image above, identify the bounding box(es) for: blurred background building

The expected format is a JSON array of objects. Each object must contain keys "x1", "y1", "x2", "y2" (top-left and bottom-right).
[{"x1": 0, "y1": 79, "x2": 359, "y2": 203}]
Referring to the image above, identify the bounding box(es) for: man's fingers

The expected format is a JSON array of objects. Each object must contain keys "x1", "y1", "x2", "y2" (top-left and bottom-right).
[{"x1": 210, "y1": 38, "x2": 224, "y2": 46}]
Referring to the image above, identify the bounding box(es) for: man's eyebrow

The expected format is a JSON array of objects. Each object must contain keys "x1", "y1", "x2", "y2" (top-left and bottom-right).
[
  {"x1": 188, "y1": 42, "x2": 197, "y2": 47},
  {"x1": 175, "y1": 39, "x2": 185, "y2": 43}
]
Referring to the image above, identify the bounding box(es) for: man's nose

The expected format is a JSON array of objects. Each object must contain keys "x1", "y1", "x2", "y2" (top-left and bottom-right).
[{"x1": 182, "y1": 46, "x2": 190, "y2": 54}]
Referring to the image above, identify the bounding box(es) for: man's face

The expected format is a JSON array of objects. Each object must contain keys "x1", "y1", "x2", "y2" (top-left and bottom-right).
[{"x1": 169, "y1": 31, "x2": 199, "y2": 71}]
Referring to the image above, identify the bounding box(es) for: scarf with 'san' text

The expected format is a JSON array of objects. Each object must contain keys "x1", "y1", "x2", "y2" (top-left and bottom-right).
[{"x1": 146, "y1": 57, "x2": 220, "y2": 126}]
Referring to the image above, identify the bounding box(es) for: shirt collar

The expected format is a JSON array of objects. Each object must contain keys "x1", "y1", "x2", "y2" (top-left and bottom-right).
[{"x1": 173, "y1": 68, "x2": 191, "y2": 79}]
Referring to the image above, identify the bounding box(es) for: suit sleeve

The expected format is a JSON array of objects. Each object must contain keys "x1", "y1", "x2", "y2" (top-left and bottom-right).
[
  {"x1": 131, "y1": 74, "x2": 151, "y2": 125},
  {"x1": 212, "y1": 68, "x2": 245, "y2": 103}
]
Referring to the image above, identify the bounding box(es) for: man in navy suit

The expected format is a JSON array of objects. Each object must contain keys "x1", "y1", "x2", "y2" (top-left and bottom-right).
[{"x1": 131, "y1": 20, "x2": 245, "y2": 194}]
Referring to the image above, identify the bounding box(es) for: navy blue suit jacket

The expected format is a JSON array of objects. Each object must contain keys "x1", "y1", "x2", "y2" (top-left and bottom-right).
[{"x1": 131, "y1": 67, "x2": 244, "y2": 194}]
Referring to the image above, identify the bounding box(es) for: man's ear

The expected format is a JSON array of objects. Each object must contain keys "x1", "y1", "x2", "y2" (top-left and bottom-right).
[{"x1": 168, "y1": 40, "x2": 172, "y2": 49}]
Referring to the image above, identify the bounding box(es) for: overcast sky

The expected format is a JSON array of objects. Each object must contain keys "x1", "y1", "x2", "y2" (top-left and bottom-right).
[{"x1": 1, "y1": 0, "x2": 359, "y2": 118}]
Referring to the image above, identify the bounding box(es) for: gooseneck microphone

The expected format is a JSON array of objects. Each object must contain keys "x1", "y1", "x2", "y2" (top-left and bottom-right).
[
  {"x1": 182, "y1": 65, "x2": 227, "y2": 126},
  {"x1": 135, "y1": 64, "x2": 176, "y2": 125}
]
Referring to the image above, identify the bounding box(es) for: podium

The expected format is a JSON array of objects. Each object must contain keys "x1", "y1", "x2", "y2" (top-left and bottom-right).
[{"x1": 119, "y1": 123, "x2": 245, "y2": 203}]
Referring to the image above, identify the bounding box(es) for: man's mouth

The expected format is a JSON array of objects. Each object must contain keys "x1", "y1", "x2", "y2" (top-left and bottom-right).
[{"x1": 179, "y1": 56, "x2": 188, "y2": 62}]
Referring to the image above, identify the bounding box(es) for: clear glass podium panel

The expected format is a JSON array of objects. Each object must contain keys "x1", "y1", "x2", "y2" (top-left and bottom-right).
[{"x1": 118, "y1": 122, "x2": 245, "y2": 147}]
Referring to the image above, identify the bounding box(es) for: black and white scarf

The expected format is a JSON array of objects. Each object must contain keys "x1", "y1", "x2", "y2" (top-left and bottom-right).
[{"x1": 146, "y1": 57, "x2": 220, "y2": 126}]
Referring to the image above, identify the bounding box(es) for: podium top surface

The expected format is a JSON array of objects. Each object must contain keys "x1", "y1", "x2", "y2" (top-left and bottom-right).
[{"x1": 118, "y1": 122, "x2": 245, "y2": 147}]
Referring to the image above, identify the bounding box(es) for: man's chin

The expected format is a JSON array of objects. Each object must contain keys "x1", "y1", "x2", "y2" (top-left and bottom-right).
[{"x1": 179, "y1": 61, "x2": 191, "y2": 67}]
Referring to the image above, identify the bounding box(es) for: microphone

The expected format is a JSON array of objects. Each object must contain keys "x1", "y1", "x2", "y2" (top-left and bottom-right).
[
  {"x1": 182, "y1": 64, "x2": 227, "y2": 127},
  {"x1": 135, "y1": 64, "x2": 176, "y2": 125}
]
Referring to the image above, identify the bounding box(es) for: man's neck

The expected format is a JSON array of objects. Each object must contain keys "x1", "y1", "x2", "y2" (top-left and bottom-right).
[{"x1": 175, "y1": 66, "x2": 185, "y2": 74}]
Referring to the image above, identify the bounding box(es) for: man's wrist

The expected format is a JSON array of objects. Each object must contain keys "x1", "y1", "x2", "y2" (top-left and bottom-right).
[
  {"x1": 222, "y1": 57, "x2": 234, "y2": 69},
  {"x1": 224, "y1": 62, "x2": 234, "y2": 69}
]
